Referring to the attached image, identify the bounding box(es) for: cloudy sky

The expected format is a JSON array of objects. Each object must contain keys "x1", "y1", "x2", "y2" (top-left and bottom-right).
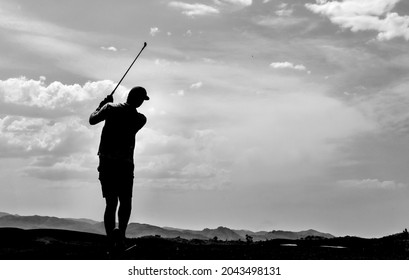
[{"x1": 1, "y1": 0, "x2": 409, "y2": 238}]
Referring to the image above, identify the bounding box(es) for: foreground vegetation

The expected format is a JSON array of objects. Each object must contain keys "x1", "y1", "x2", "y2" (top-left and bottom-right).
[{"x1": 0, "y1": 228, "x2": 408, "y2": 260}]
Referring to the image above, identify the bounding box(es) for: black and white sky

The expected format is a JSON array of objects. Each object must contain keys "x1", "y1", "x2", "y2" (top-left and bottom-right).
[{"x1": 1, "y1": 0, "x2": 409, "y2": 237}]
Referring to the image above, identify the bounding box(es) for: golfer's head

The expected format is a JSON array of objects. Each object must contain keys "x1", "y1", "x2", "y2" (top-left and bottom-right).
[{"x1": 127, "y1": 86, "x2": 149, "y2": 107}]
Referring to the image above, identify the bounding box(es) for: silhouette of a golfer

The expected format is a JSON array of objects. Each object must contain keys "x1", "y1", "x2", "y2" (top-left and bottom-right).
[{"x1": 89, "y1": 86, "x2": 148, "y2": 252}]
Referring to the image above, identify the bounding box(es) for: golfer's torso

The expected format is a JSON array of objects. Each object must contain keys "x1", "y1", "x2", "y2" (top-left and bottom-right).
[{"x1": 98, "y1": 103, "x2": 144, "y2": 163}]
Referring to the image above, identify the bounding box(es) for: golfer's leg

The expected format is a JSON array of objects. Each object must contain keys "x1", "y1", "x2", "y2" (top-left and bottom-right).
[
  {"x1": 104, "y1": 196, "x2": 118, "y2": 237},
  {"x1": 118, "y1": 195, "x2": 132, "y2": 238}
]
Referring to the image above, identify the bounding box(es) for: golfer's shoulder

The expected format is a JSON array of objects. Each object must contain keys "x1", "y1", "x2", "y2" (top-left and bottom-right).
[
  {"x1": 109, "y1": 103, "x2": 123, "y2": 110},
  {"x1": 108, "y1": 103, "x2": 129, "y2": 114},
  {"x1": 136, "y1": 112, "x2": 147, "y2": 124},
  {"x1": 100, "y1": 102, "x2": 116, "y2": 113}
]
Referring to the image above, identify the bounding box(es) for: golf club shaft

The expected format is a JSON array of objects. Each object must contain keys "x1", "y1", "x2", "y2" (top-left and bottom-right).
[{"x1": 110, "y1": 42, "x2": 147, "y2": 96}]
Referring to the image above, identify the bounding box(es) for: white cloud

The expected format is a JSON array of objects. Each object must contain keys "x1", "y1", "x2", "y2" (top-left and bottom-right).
[
  {"x1": 170, "y1": 89, "x2": 185, "y2": 96},
  {"x1": 150, "y1": 27, "x2": 160, "y2": 36},
  {"x1": 0, "y1": 77, "x2": 114, "y2": 159},
  {"x1": 190, "y1": 81, "x2": 203, "y2": 89},
  {"x1": 254, "y1": 15, "x2": 306, "y2": 27},
  {"x1": 155, "y1": 59, "x2": 167, "y2": 66},
  {"x1": 169, "y1": 2, "x2": 220, "y2": 17},
  {"x1": 213, "y1": 0, "x2": 252, "y2": 13},
  {"x1": 306, "y1": 0, "x2": 409, "y2": 41},
  {"x1": 337, "y1": 179, "x2": 407, "y2": 189},
  {"x1": 100, "y1": 46, "x2": 118, "y2": 52},
  {"x1": 270, "y1": 61, "x2": 309, "y2": 72},
  {"x1": 0, "y1": 77, "x2": 111, "y2": 110},
  {"x1": 0, "y1": 114, "x2": 95, "y2": 159},
  {"x1": 276, "y1": 8, "x2": 293, "y2": 17},
  {"x1": 276, "y1": 3, "x2": 293, "y2": 16},
  {"x1": 215, "y1": 0, "x2": 252, "y2": 7},
  {"x1": 185, "y1": 29, "x2": 193, "y2": 37},
  {"x1": 169, "y1": 0, "x2": 251, "y2": 17}
]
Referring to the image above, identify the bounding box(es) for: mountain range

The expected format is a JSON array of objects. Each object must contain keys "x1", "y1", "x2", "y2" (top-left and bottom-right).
[{"x1": 0, "y1": 212, "x2": 334, "y2": 241}]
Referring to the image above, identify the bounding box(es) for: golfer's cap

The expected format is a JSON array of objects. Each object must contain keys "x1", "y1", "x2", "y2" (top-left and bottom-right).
[{"x1": 129, "y1": 86, "x2": 149, "y2": 101}]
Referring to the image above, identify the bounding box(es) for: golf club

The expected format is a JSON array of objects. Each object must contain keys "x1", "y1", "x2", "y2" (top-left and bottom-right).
[{"x1": 110, "y1": 42, "x2": 147, "y2": 97}]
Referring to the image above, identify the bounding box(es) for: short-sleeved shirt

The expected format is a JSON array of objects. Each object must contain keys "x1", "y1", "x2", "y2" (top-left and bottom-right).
[{"x1": 89, "y1": 102, "x2": 147, "y2": 164}]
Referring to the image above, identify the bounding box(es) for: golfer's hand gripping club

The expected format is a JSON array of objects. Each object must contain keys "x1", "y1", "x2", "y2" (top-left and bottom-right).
[{"x1": 98, "y1": 95, "x2": 114, "y2": 109}]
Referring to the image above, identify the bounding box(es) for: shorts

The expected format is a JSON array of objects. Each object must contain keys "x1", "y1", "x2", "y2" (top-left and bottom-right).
[{"x1": 98, "y1": 157, "x2": 134, "y2": 198}]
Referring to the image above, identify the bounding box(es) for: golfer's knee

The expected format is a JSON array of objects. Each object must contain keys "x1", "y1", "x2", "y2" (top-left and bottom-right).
[
  {"x1": 120, "y1": 201, "x2": 132, "y2": 212},
  {"x1": 119, "y1": 195, "x2": 131, "y2": 205},
  {"x1": 105, "y1": 197, "x2": 118, "y2": 210}
]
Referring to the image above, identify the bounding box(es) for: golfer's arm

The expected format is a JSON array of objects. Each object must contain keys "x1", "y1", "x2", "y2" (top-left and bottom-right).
[{"x1": 89, "y1": 104, "x2": 109, "y2": 125}]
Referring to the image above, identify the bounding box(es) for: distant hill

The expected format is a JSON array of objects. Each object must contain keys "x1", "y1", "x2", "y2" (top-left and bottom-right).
[
  {"x1": 67, "y1": 218, "x2": 100, "y2": 225},
  {"x1": 171, "y1": 226, "x2": 243, "y2": 241},
  {"x1": 0, "y1": 212, "x2": 10, "y2": 218},
  {"x1": 0, "y1": 213, "x2": 105, "y2": 235},
  {"x1": 0, "y1": 212, "x2": 334, "y2": 241},
  {"x1": 234, "y1": 229, "x2": 334, "y2": 241}
]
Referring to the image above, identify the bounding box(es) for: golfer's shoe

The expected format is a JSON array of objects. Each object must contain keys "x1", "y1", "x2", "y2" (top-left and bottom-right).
[{"x1": 112, "y1": 228, "x2": 125, "y2": 252}]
